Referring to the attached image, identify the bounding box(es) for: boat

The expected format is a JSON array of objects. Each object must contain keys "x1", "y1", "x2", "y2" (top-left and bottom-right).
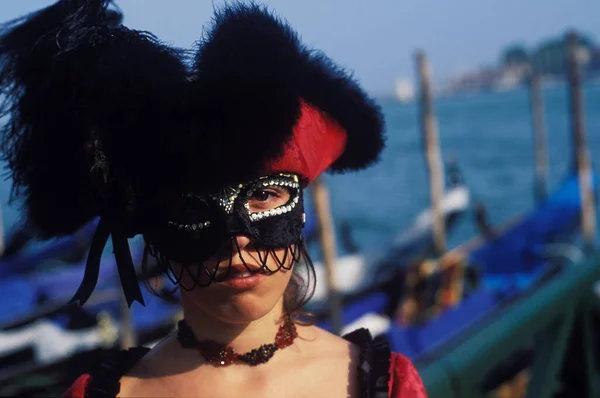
[
  {"x1": 308, "y1": 183, "x2": 469, "y2": 310},
  {"x1": 314, "y1": 171, "x2": 594, "y2": 331},
  {"x1": 312, "y1": 170, "x2": 599, "y2": 395},
  {"x1": 0, "y1": 220, "x2": 98, "y2": 277},
  {"x1": 0, "y1": 293, "x2": 179, "y2": 398}
]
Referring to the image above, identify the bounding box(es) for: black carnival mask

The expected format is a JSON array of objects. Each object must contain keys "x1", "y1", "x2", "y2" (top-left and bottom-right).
[{"x1": 144, "y1": 173, "x2": 306, "y2": 289}]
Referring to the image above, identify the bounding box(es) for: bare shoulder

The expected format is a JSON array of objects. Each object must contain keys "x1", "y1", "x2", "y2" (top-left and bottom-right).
[
  {"x1": 304, "y1": 324, "x2": 364, "y2": 348},
  {"x1": 275, "y1": 325, "x2": 362, "y2": 397},
  {"x1": 291, "y1": 324, "x2": 362, "y2": 372},
  {"x1": 296, "y1": 324, "x2": 360, "y2": 357}
]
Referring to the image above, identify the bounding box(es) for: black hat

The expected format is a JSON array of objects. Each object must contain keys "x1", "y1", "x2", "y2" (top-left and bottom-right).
[{"x1": 0, "y1": 1, "x2": 385, "y2": 306}]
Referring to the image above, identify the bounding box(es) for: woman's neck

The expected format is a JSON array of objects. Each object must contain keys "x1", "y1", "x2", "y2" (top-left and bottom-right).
[{"x1": 180, "y1": 297, "x2": 286, "y2": 354}]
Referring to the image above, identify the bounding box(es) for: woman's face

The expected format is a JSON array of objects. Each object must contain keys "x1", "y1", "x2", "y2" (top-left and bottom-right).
[{"x1": 171, "y1": 183, "x2": 298, "y2": 323}]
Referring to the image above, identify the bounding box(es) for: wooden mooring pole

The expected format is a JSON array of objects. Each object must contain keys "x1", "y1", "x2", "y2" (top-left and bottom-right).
[
  {"x1": 529, "y1": 71, "x2": 548, "y2": 204},
  {"x1": 566, "y1": 31, "x2": 596, "y2": 249},
  {"x1": 311, "y1": 176, "x2": 342, "y2": 335},
  {"x1": 415, "y1": 50, "x2": 446, "y2": 255}
]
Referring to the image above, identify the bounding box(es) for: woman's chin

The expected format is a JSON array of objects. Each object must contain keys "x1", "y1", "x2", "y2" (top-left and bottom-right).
[
  {"x1": 216, "y1": 293, "x2": 283, "y2": 323},
  {"x1": 184, "y1": 288, "x2": 282, "y2": 323},
  {"x1": 181, "y1": 268, "x2": 293, "y2": 323}
]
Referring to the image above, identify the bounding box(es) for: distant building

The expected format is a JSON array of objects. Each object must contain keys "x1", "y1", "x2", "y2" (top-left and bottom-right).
[
  {"x1": 441, "y1": 64, "x2": 528, "y2": 95},
  {"x1": 441, "y1": 30, "x2": 598, "y2": 96}
]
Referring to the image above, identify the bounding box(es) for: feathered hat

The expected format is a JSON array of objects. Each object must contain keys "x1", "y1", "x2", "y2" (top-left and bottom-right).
[
  {"x1": 0, "y1": 1, "x2": 385, "y2": 306},
  {"x1": 187, "y1": 4, "x2": 385, "y2": 189}
]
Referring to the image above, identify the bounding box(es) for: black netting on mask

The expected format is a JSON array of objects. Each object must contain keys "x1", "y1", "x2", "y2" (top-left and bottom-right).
[{"x1": 144, "y1": 236, "x2": 307, "y2": 291}]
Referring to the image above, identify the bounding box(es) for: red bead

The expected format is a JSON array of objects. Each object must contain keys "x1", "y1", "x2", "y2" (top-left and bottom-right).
[{"x1": 274, "y1": 318, "x2": 297, "y2": 348}]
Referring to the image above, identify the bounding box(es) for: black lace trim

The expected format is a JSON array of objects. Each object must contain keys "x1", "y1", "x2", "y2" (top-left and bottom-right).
[
  {"x1": 84, "y1": 346, "x2": 150, "y2": 398},
  {"x1": 342, "y1": 328, "x2": 391, "y2": 398},
  {"x1": 371, "y1": 336, "x2": 392, "y2": 398}
]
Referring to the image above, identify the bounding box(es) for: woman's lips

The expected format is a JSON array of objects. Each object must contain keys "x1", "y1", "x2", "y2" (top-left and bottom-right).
[
  {"x1": 215, "y1": 264, "x2": 268, "y2": 289},
  {"x1": 220, "y1": 273, "x2": 267, "y2": 289}
]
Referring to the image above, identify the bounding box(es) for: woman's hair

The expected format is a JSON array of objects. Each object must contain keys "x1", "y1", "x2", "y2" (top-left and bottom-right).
[{"x1": 282, "y1": 244, "x2": 317, "y2": 324}]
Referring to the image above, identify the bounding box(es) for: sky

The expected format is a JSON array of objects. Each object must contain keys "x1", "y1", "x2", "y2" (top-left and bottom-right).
[{"x1": 2, "y1": 1, "x2": 599, "y2": 96}]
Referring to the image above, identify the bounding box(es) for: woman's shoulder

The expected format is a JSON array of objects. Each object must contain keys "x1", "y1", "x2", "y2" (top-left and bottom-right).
[{"x1": 62, "y1": 346, "x2": 151, "y2": 398}]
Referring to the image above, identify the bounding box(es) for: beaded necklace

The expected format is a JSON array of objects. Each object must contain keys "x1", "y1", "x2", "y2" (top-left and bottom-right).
[{"x1": 176, "y1": 317, "x2": 297, "y2": 366}]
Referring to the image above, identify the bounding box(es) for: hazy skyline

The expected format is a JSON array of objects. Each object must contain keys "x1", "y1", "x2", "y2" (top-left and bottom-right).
[{"x1": 2, "y1": 1, "x2": 599, "y2": 96}]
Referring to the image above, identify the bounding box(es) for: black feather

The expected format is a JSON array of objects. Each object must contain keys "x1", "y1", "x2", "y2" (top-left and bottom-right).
[
  {"x1": 0, "y1": 0, "x2": 188, "y2": 238},
  {"x1": 188, "y1": 3, "x2": 303, "y2": 188},
  {"x1": 299, "y1": 51, "x2": 386, "y2": 172},
  {"x1": 189, "y1": 2, "x2": 385, "y2": 183}
]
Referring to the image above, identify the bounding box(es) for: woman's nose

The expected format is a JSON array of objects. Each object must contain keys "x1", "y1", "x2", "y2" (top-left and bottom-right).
[{"x1": 233, "y1": 234, "x2": 252, "y2": 250}]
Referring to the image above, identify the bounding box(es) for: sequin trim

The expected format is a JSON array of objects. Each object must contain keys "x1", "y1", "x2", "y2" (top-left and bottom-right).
[{"x1": 167, "y1": 173, "x2": 300, "y2": 229}]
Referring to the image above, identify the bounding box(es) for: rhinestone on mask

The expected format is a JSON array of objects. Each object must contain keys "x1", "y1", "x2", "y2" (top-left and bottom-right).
[
  {"x1": 246, "y1": 174, "x2": 300, "y2": 222},
  {"x1": 168, "y1": 173, "x2": 301, "y2": 227},
  {"x1": 168, "y1": 220, "x2": 211, "y2": 231}
]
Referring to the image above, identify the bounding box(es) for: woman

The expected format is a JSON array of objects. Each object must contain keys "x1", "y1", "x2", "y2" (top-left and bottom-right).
[{"x1": 0, "y1": 1, "x2": 427, "y2": 397}]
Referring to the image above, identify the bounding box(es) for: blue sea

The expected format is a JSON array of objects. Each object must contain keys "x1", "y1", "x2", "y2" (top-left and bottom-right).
[
  {"x1": 309, "y1": 82, "x2": 600, "y2": 258},
  {"x1": 1, "y1": 83, "x2": 599, "y2": 259}
]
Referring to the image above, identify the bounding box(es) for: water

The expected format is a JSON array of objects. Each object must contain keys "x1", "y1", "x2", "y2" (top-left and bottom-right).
[
  {"x1": 1, "y1": 83, "x2": 599, "y2": 259},
  {"x1": 309, "y1": 82, "x2": 600, "y2": 258}
]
